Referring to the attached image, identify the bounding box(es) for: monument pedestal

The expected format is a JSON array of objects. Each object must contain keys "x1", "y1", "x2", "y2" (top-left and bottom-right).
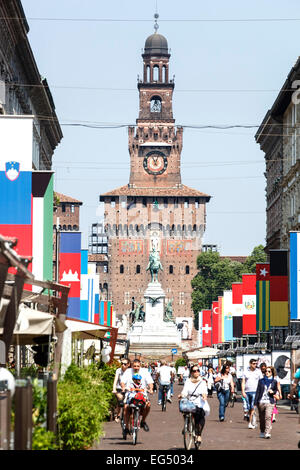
[{"x1": 128, "y1": 282, "x2": 181, "y2": 358}]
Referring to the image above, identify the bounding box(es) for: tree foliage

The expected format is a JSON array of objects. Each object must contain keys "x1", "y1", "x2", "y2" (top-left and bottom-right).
[{"x1": 191, "y1": 245, "x2": 266, "y2": 329}]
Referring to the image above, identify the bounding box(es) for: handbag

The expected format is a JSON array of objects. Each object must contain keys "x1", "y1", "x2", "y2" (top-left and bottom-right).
[
  {"x1": 179, "y1": 397, "x2": 197, "y2": 413},
  {"x1": 179, "y1": 381, "x2": 201, "y2": 413},
  {"x1": 202, "y1": 399, "x2": 210, "y2": 417},
  {"x1": 214, "y1": 379, "x2": 224, "y2": 393}
]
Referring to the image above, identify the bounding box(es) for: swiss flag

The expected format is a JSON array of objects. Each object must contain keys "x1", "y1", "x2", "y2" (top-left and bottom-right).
[{"x1": 202, "y1": 309, "x2": 212, "y2": 346}]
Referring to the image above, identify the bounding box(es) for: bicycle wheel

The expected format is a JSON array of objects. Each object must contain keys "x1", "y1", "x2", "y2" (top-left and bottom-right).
[
  {"x1": 162, "y1": 389, "x2": 167, "y2": 412},
  {"x1": 132, "y1": 410, "x2": 139, "y2": 445},
  {"x1": 121, "y1": 413, "x2": 127, "y2": 440},
  {"x1": 183, "y1": 414, "x2": 194, "y2": 450}
]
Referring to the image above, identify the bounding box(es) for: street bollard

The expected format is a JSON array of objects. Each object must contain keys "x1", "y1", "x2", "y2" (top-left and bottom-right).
[
  {"x1": 14, "y1": 379, "x2": 32, "y2": 450},
  {"x1": 0, "y1": 381, "x2": 11, "y2": 450},
  {"x1": 47, "y1": 375, "x2": 57, "y2": 434}
]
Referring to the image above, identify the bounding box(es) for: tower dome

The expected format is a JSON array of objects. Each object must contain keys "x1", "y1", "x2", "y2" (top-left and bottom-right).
[{"x1": 144, "y1": 33, "x2": 169, "y2": 56}]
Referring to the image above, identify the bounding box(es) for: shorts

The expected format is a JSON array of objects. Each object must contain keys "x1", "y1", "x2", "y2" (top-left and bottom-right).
[{"x1": 245, "y1": 391, "x2": 256, "y2": 411}]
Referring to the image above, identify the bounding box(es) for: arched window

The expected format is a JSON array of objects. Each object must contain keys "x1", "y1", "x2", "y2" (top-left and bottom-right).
[
  {"x1": 169, "y1": 265, "x2": 174, "y2": 274},
  {"x1": 153, "y1": 65, "x2": 159, "y2": 81},
  {"x1": 162, "y1": 65, "x2": 166, "y2": 82},
  {"x1": 150, "y1": 96, "x2": 162, "y2": 113},
  {"x1": 136, "y1": 265, "x2": 141, "y2": 274},
  {"x1": 147, "y1": 65, "x2": 150, "y2": 82},
  {"x1": 185, "y1": 266, "x2": 190, "y2": 275},
  {"x1": 63, "y1": 225, "x2": 66, "y2": 230},
  {"x1": 120, "y1": 265, "x2": 124, "y2": 274},
  {"x1": 68, "y1": 225, "x2": 72, "y2": 230}
]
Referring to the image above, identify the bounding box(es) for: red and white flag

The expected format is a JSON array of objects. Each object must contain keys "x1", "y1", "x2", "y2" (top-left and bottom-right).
[{"x1": 242, "y1": 274, "x2": 257, "y2": 335}]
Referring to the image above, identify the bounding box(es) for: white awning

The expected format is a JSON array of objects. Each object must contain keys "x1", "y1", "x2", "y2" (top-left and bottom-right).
[
  {"x1": 0, "y1": 305, "x2": 62, "y2": 345},
  {"x1": 65, "y1": 318, "x2": 112, "y2": 340},
  {"x1": 184, "y1": 347, "x2": 219, "y2": 360}
]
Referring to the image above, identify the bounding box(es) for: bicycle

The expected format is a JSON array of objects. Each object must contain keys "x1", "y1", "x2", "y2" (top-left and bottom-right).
[
  {"x1": 182, "y1": 412, "x2": 201, "y2": 450},
  {"x1": 161, "y1": 384, "x2": 170, "y2": 412},
  {"x1": 128, "y1": 400, "x2": 145, "y2": 445},
  {"x1": 228, "y1": 391, "x2": 237, "y2": 408}
]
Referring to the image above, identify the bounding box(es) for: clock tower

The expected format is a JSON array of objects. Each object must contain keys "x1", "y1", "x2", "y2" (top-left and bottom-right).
[
  {"x1": 100, "y1": 22, "x2": 211, "y2": 350},
  {"x1": 128, "y1": 31, "x2": 182, "y2": 188}
]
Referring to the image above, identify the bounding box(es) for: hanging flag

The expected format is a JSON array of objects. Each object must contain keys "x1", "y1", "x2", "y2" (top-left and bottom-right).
[
  {"x1": 202, "y1": 309, "x2": 212, "y2": 347},
  {"x1": 269, "y1": 250, "x2": 288, "y2": 327},
  {"x1": 212, "y1": 301, "x2": 220, "y2": 345},
  {"x1": 59, "y1": 232, "x2": 82, "y2": 319},
  {"x1": 198, "y1": 311, "x2": 203, "y2": 347},
  {"x1": 223, "y1": 290, "x2": 233, "y2": 341},
  {"x1": 218, "y1": 296, "x2": 224, "y2": 343},
  {"x1": 290, "y1": 232, "x2": 300, "y2": 320},
  {"x1": 232, "y1": 283, "x2": 243, "y2": 338},
  {"x1": 256, "y1": 263, "x2": 270, "y2": 332},
  {"x1": 242, "y1": 274, "x2": 257, "y2": 335}
]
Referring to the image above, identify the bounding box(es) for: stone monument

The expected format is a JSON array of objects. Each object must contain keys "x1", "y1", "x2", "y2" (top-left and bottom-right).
[{"x1": 128, "y1": 239, "x2": 181, "y2": 357}]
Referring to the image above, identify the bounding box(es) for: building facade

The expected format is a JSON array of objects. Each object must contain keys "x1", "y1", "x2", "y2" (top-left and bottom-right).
[
  {"x1": 255, "y1": 56, "x2": 300, "y2": 253},
  {"x1": 100, "y1": 31, "x2": 210, "y2": 345},
  {"x1": 0, "y1": 0, "x2": 62, "y2": 169}
]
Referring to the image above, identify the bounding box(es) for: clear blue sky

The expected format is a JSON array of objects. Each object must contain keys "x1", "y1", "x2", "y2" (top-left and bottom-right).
[{"x1": 22, "y1": 0, "x2": 300, "y2": 255}]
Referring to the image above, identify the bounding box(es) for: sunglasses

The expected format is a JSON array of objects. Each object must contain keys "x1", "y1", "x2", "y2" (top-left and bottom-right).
[
  {"x1": 266, "y1": 370, "x2": 272, "y2": 373},
  {"x1": 121, "y1": 363, "x2": 128, "y2": 366},
  {"x1": 192, "y1": 369, "x2": 200, "y2": 373}
]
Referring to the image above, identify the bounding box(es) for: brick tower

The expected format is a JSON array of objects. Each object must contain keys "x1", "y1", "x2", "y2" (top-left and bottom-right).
[{"x1": 100, "y1": 26, "x2": 210, "y2": 349}]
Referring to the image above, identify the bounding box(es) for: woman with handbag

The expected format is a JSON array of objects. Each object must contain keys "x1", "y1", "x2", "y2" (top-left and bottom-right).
[
  {"x1": 254, "y1": 366, "x2": 279, "y2": 439},
  {"x1": 215, "y1": 363, "x2": 235, "y2": 422},
  {"x1": 178, "y1": 365, "x2": 209, "y2": 444}
]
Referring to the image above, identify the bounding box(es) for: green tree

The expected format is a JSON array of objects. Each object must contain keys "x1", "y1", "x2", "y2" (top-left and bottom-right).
[
  {"x1": 191, "y1": 251, "x2": 243, "y2": 329},
  {"x1": 191, "y1": 245, "x2": 266, "y2": 330},
  {"x1": 243, "y1": 244, "x2": 267, "y2": 273}
]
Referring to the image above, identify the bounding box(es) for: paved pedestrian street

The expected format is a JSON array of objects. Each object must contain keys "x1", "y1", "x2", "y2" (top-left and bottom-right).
[{"x1": 95, "y1": 383, "x2": 299, "y2": 451}]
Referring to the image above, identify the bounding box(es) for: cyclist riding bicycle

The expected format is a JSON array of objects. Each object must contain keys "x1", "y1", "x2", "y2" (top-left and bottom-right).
[
  {"x1": 112, "y1": 358, "x2": 130, "y2": 422},
  {"x1": 121, "y1": 358, "x2": 153, "y2": 434},
  {"x1": 178, "y1": 365, "x2": 208, "y2": 445},
  {"x1": 123, "y1": 374, "x2": 148, "y2": 433},
  {"x1": 157, "y1": 359, "x2": 174, "y2": 405}
]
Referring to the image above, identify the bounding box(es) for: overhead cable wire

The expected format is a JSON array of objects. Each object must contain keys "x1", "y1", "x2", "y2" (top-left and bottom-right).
[{"x1": 3, "y1": 16, "x2": 300, "y2": 23}]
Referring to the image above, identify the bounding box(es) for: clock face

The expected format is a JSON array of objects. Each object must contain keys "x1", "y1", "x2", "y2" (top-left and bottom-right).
[{"x1": 143, "y1": 151, "x2": 168, "y2": 175}]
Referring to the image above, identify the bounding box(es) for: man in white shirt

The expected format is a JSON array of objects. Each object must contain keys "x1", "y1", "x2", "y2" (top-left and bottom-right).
[
  {"x1": 157, "y1": 359, "x2": 174, "y2": 404},
  {"x1": 241, "y1": 358, "x2": 263, "y2": 429},
  {"x1": 121, "y1": 359, "x2": 153, "y2": 432}
]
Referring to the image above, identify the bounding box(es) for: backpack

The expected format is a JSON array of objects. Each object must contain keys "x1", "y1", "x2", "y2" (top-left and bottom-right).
[{"x1": 131, "y1": 392, "x2": 146, "y2": 408}]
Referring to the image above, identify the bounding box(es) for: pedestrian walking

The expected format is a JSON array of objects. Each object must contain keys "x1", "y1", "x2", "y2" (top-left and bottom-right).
[
  {"x1": 215, "y1": 362, "x2": 234, "y2": 422},
  {"x1": 241, "y1": 358, "x2": 263, "y2": 429},
  {"x1": 254, "y1": 366, "x2": 280, "y2": 439},
  {"x1": 205, "y1": 365, "x2": 216, "y2": 398},
  {"x1": 169, "y1": 362, "x2": 176, "y2": 397},
  {"x1": 182, "y1": 365, "x2": 190, "y2": 383}
]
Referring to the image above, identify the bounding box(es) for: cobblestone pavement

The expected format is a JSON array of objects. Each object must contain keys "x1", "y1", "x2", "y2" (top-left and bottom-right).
[{"x1": 95, "y1": 383, "x2": 299, "y2": 451}]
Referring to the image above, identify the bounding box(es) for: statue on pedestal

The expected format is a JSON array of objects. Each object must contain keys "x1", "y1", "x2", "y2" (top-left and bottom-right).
[
  {"x1": 164, "y1": 298, "x2": 175, "y2": 323},
  {"x1": 129, "y1": 300, "x2": 145, "y2": 324},
  {"x1": 146, "y1": 245, "x2": 163, "y2": 283}
]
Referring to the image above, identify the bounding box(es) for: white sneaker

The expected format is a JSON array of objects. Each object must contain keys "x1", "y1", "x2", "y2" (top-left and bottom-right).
[
  {"x1": 265, "y1": 433, "x2": 271, "y2": 439},
  {"x1": 158, "y1": 401, "x2": 161, "y2": 405},
  {"x1": 248, "y1": 423, "x2": 255, "y2": 429}
]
